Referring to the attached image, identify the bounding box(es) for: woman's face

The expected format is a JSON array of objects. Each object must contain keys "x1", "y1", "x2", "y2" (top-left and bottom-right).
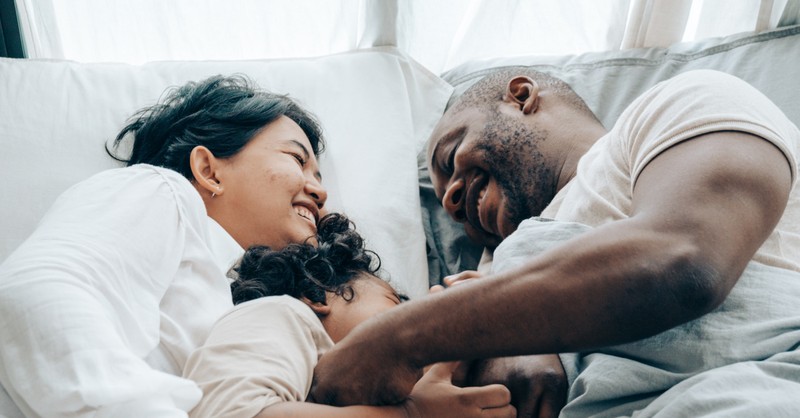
[{"x1": 211, "y1": 116, "x2": 327, "y2": 250}]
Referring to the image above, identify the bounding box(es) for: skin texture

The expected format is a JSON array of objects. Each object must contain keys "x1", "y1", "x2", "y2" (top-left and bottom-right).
[
  {"x1": 254, "y1": 276, "x2": 516, "y2": 418},
  {"x1": 308, "y1": 73, "x2": 794, "y2": 416},
  {"x1": 438, "y1": 271, "x2": 567, "y2": 418},
  {"x1": 259, "y1": 362, "x2": 515, "y2": 418},
  {"x1": 309, "y1": 275, "x2": 405, "y2": 343},
  {"x1": 190, "y1": 115, "x2": 328, "y2": 250}
]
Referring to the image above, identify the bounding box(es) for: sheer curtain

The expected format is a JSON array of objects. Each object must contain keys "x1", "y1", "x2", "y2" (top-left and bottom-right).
[{"x1": 15, "y1": 0, "x2": 798, "y2": 74}]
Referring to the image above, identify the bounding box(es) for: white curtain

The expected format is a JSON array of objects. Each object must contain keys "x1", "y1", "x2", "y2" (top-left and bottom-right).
[{"x1": 15, "y1": 0, "x2": 798, "y2": 74}]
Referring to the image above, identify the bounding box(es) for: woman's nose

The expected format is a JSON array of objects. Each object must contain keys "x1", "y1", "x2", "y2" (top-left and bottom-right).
[
  {"x1": 441, "y1": 181, "x2": 467, "y2": 223},
  {"x1": 306, "y1": 177, "x2": 328, "y2": 210}
]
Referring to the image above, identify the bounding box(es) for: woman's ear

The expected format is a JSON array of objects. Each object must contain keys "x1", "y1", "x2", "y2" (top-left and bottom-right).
[
  {"x1": 189, "y1": 146, "x2": 224, "y2": 197},
  {"x1": 504, "y1": 76, "x2": 540, "y2": 114},
  {"x1": 300, "y1": 296, "x2": 332, "y2": 317}
]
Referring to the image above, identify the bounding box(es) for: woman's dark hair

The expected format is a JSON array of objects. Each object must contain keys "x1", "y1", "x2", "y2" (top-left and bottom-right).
[
  {"x1": 107, "y1": 74, "x2": 325, "y2": 180},
  {"x1": 230, "y1": 213, "x2": 385, "y2": 306}
]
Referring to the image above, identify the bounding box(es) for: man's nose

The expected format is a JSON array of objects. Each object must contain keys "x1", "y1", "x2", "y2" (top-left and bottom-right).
[{"x1": 441, "y1": 181, "x2": 467, "y2": 223}]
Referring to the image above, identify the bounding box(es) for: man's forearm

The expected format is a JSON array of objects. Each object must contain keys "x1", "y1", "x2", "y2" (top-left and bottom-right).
[{"x1": 366, "y1": 220, "x2": 720, "y2": 368}]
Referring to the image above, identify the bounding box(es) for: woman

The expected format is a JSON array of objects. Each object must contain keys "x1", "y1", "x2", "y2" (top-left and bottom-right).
[{"x1": 0, "y1": 75, "x2": 328, "y2": 417}]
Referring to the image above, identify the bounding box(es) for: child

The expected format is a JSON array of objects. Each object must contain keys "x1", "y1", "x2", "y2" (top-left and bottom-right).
[{"x1": 183, "y1": 213, "x2": 514, "y2": 418}]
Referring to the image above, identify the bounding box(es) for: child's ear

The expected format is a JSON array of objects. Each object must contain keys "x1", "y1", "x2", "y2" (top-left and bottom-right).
[{"x1": 300, "y1": 296, "x2": 332, "y2": 316}]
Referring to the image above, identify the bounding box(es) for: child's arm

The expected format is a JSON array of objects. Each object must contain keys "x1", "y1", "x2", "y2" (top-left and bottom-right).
[
  {"x1": 256, "y1": 362, "x2": 515, "y2": 418},
  {"x1": 255, "y1": 402, "x2": 406, "y2": 418}
]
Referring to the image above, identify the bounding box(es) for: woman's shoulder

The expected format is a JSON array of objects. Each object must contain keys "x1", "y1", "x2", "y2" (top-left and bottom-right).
[
  {"x1": 86, "y1": 164, "x2": 193, "y2": 193},
  {"x1": 77, "y1": 164, "x2": 204, "y2": 215}
]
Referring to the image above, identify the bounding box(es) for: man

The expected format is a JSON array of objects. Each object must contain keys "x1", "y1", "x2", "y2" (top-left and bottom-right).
[{"x1": 310, "y1": 68, "x2": 800, "y2": 417}]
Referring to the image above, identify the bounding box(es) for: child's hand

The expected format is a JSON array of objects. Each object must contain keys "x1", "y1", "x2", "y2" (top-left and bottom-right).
[
  {"x1": 443, "y1": 270, "x2": 483, "y2": 287},
  {"x1": 402, "y1": 361, "x2": 515, "y2": 418},
  {"x1": 428, "y1": 270, "x2": 484, "y2": 294}
]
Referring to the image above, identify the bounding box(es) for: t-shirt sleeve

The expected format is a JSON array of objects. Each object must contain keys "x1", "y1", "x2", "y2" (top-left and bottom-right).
[
  {"x1": 184, "y1": 297, "x2": 332, "y2": 418},
  {"x1": 615, "y1": 69, "x2": 800, "y2": 191},
  {"x1": 0, "y1": 166, "x2": 204, "y2": 417}
]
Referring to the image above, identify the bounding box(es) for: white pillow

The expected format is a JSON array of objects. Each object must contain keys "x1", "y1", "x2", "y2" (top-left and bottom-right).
[{"x1": 0, "y1": 47, "x2": 453, "y2": 298}]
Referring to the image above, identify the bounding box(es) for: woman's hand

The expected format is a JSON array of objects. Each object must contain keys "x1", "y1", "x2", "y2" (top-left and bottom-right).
[
  {"x1": 403, "y1": 362, "x2": 516, "y2": 418},
  {"x1": 464, "y1": 355, "x2": 567, "y2": 418}
]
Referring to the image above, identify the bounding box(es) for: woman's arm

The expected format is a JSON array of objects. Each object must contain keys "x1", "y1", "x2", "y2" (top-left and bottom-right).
[{"x1": 0, "y1": 168, "x2": 207, "y2": 417}]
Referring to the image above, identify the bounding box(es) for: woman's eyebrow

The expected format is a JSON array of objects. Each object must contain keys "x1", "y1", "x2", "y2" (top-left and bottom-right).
[{"x1": 288, "y1": 139, "x2": 311, "y2": 160}]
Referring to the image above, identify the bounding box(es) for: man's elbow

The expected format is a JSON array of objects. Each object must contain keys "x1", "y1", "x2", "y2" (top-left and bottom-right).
[{"x1": 665, "y1": 245, "x2": 729, "y2": 318}]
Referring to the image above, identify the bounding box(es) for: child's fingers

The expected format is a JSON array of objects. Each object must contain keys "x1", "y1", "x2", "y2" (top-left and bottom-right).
[
  {"x1": 460, "y1": 383, "x2": 512, "y2": 409},
  {"x1": 443, "y1": 270, "x2": 483, "y2": 286},
  {"x1": 428, "y1": 284, "x2": 445, "y2": 294},
  {"x1": 423, "y1": 361, "x2": 461, "y2": 382},
  {"x1": 481, "y1": 404, "x2": 517, "y2": 418}
]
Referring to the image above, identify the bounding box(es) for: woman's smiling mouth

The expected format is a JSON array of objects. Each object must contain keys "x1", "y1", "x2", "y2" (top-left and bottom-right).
[{"x1": 294, "y1": 205, "x2": 317, "y2": 226}]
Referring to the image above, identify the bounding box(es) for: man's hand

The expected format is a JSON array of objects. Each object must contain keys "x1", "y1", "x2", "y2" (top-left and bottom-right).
[
  {"x1": 403, "y1": 362, "x2": 516, "y2": 418},
  {"x1": 462, "y1": 355, "x2": 567, "y2": 418},
  {"x1": 309, "y1": 330, "x2": 421, "y2": 406}
]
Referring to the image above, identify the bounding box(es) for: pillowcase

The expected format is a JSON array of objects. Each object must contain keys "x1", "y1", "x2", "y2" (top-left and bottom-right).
[
  {"x1": 421, "y1": 24, "x2": 800, "y2": 283},
  {"x1": 0, "y1": 47, "x2": 453, "y2": 298}
]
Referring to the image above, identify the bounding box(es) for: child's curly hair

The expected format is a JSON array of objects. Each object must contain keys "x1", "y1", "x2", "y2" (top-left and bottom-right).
[{"x1": 230, "y1": 213, "x2": 382, "y2": 305}]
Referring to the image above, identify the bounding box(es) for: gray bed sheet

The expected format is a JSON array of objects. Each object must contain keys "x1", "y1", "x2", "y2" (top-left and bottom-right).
[{"x1": 491, "y1": 218, "x2": 800, "y2": 417}]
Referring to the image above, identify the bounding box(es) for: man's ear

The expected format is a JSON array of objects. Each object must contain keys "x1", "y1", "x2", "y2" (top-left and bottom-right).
[
  {"x1": 189, "y1": 146, "x2": 224, "y2": 197},
  {"x1": 300, "y1": 296, "x2": 332, "y2": 316},
  {"x1": 504, "y1": 76, "x2": 540, "y2": 114}
]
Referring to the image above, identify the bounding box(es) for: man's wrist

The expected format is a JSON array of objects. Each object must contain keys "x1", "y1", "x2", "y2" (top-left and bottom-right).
[{"x1": 399, "y1": 400, "x2": 420, "y2": 418}]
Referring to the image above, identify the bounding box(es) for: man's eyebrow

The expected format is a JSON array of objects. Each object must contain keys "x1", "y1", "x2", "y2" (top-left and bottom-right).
[
  {"x1": 288, "y1": 139, "x2": 322, "y2": 181},
  {"x1": 430, "y1": 127, "x2": 467, "y2": 170}
]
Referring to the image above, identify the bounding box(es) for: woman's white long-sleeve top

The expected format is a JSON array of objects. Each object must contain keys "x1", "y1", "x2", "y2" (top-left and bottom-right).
[{"x1": 0, "y1": 164, "x2": 243, "y2": 418}]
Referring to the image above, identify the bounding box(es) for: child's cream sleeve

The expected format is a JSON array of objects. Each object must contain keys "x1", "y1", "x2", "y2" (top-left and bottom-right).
[{"x1": 183, "y1": 296, "x2": 334, "y2": 418}]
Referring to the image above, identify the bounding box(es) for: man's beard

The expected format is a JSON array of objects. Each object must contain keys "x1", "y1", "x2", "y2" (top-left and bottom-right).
[{"x1": 477, "y1": 114, "x2": 557, "y2": 237}]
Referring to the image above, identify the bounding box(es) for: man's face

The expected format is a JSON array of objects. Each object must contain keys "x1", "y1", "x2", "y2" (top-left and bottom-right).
[{"x1": 427, "y1": 106, "x2": 557, "y2": 249}]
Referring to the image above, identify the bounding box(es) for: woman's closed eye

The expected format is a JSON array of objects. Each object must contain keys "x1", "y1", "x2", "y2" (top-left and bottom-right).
[{"x1": 290, "y1": 152, "x2": 307, "y2": 166}]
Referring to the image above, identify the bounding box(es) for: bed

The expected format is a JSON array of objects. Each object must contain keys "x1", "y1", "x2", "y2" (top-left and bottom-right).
[{"x1": 1, "y1": 22, "x2": 799, "y2": 417}]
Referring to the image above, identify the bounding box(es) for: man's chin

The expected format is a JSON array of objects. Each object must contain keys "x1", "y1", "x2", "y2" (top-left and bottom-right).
[{"x1": 464, "y1": 226, "x2": 502, "y2": 250}]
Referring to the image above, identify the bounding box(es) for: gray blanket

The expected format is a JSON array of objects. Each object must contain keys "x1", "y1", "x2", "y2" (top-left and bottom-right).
[{"x1": 492, "y1": 218, "x2": 800, "y2": 417}]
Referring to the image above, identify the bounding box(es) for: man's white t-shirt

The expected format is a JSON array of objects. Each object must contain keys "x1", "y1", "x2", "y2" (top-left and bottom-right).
[
  {"x1": 525, "y1": 69, "x2": 800, "y2": 416},
  {"x1": 541, "y1": 69, "x2": 800, "y2": 271},
  {"x1": 0, "y1": 164, "x2": 243, "y2": 417}
]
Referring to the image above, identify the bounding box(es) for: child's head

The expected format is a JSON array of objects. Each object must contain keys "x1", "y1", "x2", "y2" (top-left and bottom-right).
[{"x1": 230, "y1": 212, "x2": 407, "y2": 342}]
